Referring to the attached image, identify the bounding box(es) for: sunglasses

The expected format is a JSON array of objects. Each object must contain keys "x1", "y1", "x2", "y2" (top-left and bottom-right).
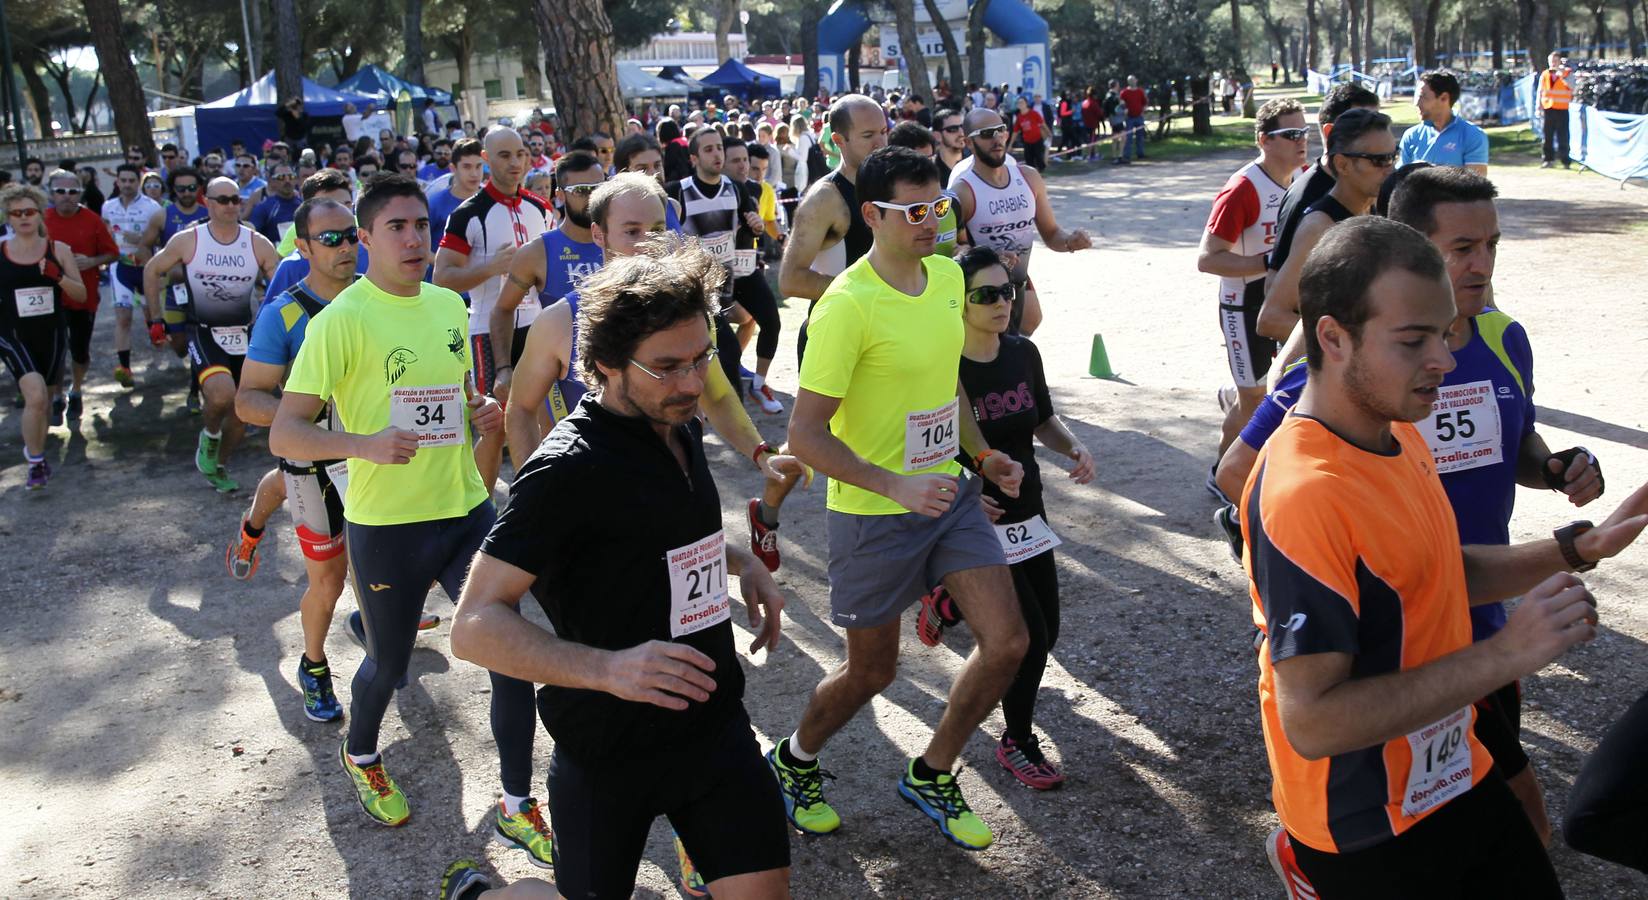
[
  {"x1": 309, "y1": 226, "x2": 360, "y2": 248},
  {"x1": 939, "y1": 124, "x2": 964, "y2": 133},
  {"x1": 1337, "y1": 151, "x2": 1398, "y2": 168},
  {"x1": 1265, "y1": 127, "x2": 1309, "y2": 141},
  {"x1": 126, "y1": 155, "x2": 143, "y2": 162},
  {"x1": 51, "y1": 187, "x2": 81, "y2": 195},
  {"x1": 272, "y1": 173, "x2": 295, "y2": 181},
  {"x1": 967, "y1": 284, "x2": 1014, "y2": 305},
  {"x1": 968, "y1": 125, "x2": 1009, "y2": 140},
  {"x1": 871, "y1": 196, "x2": 952, "y2": 226},
  {"x1": 562, "y1": 183, "x2": 601, "y2": 198},
  {"x1": 175, "y1": 184, "x2": 200, "y2": 192},
  {"x1": 7, "y1": 207, "x2": 39, "y2": 218},
  {"x1": 208, "y1": 194, "x2": 243, "y2": 205}
]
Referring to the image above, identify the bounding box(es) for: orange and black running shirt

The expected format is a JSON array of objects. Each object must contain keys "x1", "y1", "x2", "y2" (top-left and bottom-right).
[{"x1": 1241, "y1": 414, "x2": 1492, "y2": 854}]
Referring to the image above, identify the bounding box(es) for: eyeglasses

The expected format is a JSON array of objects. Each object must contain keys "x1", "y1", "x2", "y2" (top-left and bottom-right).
[
  {"x1": 174, "y1": 184, "x2": 199, "y2": 193},
  {"x1": 126, "y1": 155, "x2": 143, "y2": 162},
  {"x1": 939, "y1": 124, "x2": 964, "y2": 133},
  {"x1": 562, "y1": 183, "x2": 601, "y2": 198},
  {"x1": 1265, "y1": 127, "x2": 1309, "y2": 141},
  {"x1": 309, "y1": 226, "x2": 360, "y2": 248},
  {"x1": 208, "y1": 194, "x2": 243, "y2": 205},
  {"x1": 7, "y1": 208, "x2": 39, "y2": 218},
  {"x1": 967, "y1": 125, "x2": 1009, "y2": 140},
  {"x1": 1337, "y1": 151, "x2": 1398, "y2": 168},
  {"x1": 630, "y1": 345, "x2": 718, "y2": 383},
  {"x1": 871, "y1": 196, "x2": 952, "y2": 225},
  {"x1": 272, "y1": 173, "x2": 295, "y2": 181},
  {"x1": 51, "y1": 187, "x2": 81, "y2": 195},
  {"x1": 967, "y1": 284, "x2": 1014, "y2": 305}
]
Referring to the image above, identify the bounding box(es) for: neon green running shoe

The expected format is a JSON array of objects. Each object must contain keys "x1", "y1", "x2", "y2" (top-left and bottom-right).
[
  {"x1": 494, "y1": 798, "x2": 554, "y2": 869},
  {"x1": 897, "y1": 759, "x2": 992, "y2": 850},
  {"x1": 338, "y1": 740, "x2": 409, "y2": 826},
  {"x1": 673, "y1": 831, "x2": 707, "y2": 897},
  {"x1": 205, "y1": 467, "x2": 240, "y2": 493},
  {"x1": 195, "y1": 429, "x2": 220, "y2": 476},
  {"x1": 766, "y1": 740, "x2": 841, "y2": 834}
]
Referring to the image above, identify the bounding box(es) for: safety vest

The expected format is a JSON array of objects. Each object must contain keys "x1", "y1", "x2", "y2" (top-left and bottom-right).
[{"x1": 1540, "y1": 68, "x2": 1572, "y2": 110}]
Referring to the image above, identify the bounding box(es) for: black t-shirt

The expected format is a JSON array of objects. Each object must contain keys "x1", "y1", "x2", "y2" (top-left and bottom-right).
[
  {"x1": 1268, "y1": 160, "x2": 1335, "y2": 272},
  {"x1": 480, "y1": 394, "x2": 744, "y2": 762},
  {"x1": 959, "y1": 334, "x2": 1054, "y2": 523}
]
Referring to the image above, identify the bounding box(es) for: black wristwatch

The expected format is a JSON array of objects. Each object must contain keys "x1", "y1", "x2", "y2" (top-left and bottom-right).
[{"x1": 1554, "y1": 520, "x2": 1596, "y2": 572}]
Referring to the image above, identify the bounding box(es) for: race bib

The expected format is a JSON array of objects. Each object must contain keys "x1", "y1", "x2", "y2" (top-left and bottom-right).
[
  {"x1": 1418, "y1": 380, "x2": 1503, "y2": 474},
  {"x1": 324, "y1": 461, "x2": 350, "y2": 499},
  {"x1": 15, "y1": 286, "x2": 53, "y2": 318},
  {"x1": 1402, "y1": 707, "x2": 1473, "y2": 817},
  {"x1": 699, "y1": 230, "x2": 735, "y2": 264},
  {"x1": 994, "y1": 515, "x2": 1062, "y2": 564},
  {"x1": 210, "y1": 326, "x2": 249, "y2": 355},
  {"x1": 170, "y1": 284, "x2": 190, "y2": 306},
  {"x1": 389, "y1": 384, "x2": 464, "y2": 447},
  {"x1": 904, "y1": 399, "x2": 959, "y2": 471},
  {"x1": 731, "y1": 249, "x2": 758, "y2": 278},
  {"x1": 667, "y1": 530, "x2": 730, "y2": 638}
]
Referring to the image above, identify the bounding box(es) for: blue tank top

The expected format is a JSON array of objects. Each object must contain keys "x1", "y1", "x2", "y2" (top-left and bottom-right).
[
  {"x1": 537, "y1": 227, "x2": 602, "y2": 308},
  {"x1": 162, "y1": 203, "x2": 209, "y2": 245},
  {"x1": 666, "y1": 200, "x2": 682, "y2": 232},
  {"x1": 547, "y1": 289, "x2": 587, "y2": 421}
]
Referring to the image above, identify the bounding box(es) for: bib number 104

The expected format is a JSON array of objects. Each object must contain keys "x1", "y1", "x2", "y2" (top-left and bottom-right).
[{"x1": 920, "y1": 418, "x2": 955, "y2": 451}]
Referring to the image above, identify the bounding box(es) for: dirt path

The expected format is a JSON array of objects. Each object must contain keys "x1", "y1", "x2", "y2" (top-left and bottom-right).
[{"x1": 2, "y1": 150, "x2": 1646, "y2": 899}]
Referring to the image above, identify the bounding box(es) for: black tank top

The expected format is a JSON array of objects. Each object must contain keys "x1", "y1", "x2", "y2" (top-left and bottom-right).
[
  {"x1": 827, "y1": 170, "x2": 874, "y2": 266},
  {"x1": 0, "y1": 236, "x2": 63, "y2": 332},
  {"x1": 1307, "y1": 194, "x2": 1356, "y2": 224}
]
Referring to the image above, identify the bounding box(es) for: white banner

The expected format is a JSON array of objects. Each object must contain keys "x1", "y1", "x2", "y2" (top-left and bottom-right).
[{"x1": 881, "y1": 30, "x2": 949, "y2": 60}]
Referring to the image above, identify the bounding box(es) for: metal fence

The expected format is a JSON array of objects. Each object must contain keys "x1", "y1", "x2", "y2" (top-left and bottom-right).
[{"x1": 0, "y1": 129, "x2": 180, "y2": 168}]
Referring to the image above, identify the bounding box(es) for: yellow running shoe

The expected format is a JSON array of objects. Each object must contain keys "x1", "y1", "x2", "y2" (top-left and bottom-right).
[
  {"x1": 673, "y1": 831, "x2": 707, "y2": 897},
  {"x1": 494, "y1": 798, "x2": 554, "y2": 869},
  {"x1": 338, "y1": 740, "x2": 409, "y2": 826}
]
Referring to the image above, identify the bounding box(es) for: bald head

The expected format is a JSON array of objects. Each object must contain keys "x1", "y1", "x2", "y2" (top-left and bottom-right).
[
  {"x1": 964, "y1": 108, "x2": 1004, "y2": 133},
  {"x1": 482, "y1": 128, "x2": 529, "y2": 193},
  {"x1": 828, "y1": 94, "x2": 890, "y2": 173}
]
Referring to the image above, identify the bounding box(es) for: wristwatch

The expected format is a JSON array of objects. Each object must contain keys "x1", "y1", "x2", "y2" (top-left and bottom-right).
[{"x1": 1554, "y1": 520, "x2": 1596, "y2": 572}]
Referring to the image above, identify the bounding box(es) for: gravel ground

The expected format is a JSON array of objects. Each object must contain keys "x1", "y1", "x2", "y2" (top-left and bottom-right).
[{"x1": 2, "y1": 146, "x2": 1646, "y2": 900}]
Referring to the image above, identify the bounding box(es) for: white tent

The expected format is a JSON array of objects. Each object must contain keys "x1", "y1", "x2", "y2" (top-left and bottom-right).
[{"x1": 618, "y1": 63, "x2": 690, "y2": 100}]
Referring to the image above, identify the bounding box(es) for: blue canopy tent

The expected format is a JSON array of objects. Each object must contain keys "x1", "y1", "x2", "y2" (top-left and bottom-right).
[
  {"x1": 697, "y1": 59, "x2": 782, "y2": 101},
  {"x1": 195, "y1": 73, "x2": 374, "y2": 157},
  {"x1": 337, "y1": 65, "x2": 458, "y2": 136}
]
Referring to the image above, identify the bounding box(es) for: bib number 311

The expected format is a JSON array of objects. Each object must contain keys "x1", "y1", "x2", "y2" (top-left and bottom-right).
[{"x1": 667, "y1": 530, "x2": 730, "y2": 638}]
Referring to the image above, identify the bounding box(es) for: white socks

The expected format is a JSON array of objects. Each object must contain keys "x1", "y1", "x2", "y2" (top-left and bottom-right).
[
  {"x1": 501, "y1": 791, "x2": 531, "y2": 815},
  {"x1": 787, "y1": 730, "x2": 818, "y2": 762}
]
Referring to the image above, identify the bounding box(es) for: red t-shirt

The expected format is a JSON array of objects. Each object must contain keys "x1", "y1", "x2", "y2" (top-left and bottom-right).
[
  {"x1": 1120, "y1": 87, "x2": 1148, "y2": 118},
  {"x1": 1080, "y1": 97, "x2": 1102, "y2": 127},
  {"x1": 1015, "y1": 109, "x2": 1046, "y2": 144},
  {"x1": 45, "y1": 206, "x2": 118, "y2": 311}
]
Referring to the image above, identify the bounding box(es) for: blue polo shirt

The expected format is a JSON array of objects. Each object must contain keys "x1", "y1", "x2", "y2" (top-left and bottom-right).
[
  {"x1": 1399, "y1": 114, "x2": 1489, "y2": 168},
  {"x1": 263, "y1": 249, "x2": 370, "y2": 306},
  {"x1": 249, "y1": 279, "x2": 330, "y2": 366}
]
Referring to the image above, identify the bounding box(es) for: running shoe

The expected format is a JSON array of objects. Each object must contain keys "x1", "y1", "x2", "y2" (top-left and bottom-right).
[
  {"x1": 419, "y1": 612, "x2": 440, "y2": 631},
  {"x1": 494, "y1": 798, "x2": 554, "y2": 869},
  {"x1": 47, "y1": 397, "x2": 62, "y2": 426},
  {"x1": 113, "y1": 365, "x2": 133, "y2": 389},
  {"x1": 1266, "y1": 826, "x2": 1318, "y2": 899},
  {"x1": 756, "y1": 383, "x2": 784, "y2": 414},
  {"x1": 25, "y1": 460, "x2": 48, "y2": 490},
  {"x1": 747, "y1": 498, "x2": 780, "y2": 572},
  {"x1": 996, "y1": 733, "x2": 1065, "y2": 790},
  {"x1": 206, "y1": 468, "x2": 240, "y2": 493},
  {"x1": 65, "y1": 392, "x2": 81, "y2": 419},
  {"x1": 766, "y1": 741, "x2": 840, "y2": 834},
  {"x1": 225, "y1": 519, "x2": 262, "y2": 580},
  {"x1": 439, "y1": 860, "x2": 492, "y2": 900},
  {"x1": 673, "y1": 832, "x2": 707, "y2": 897},
  {"x1": 339, "y1": 740, "x2": 409, "y2": 826},
  {"x1": 1214, "y1": 504, "x2": 1244, "y2": 563},
  {"x1": 297, "y1": 658, "x2": 343, "y2": 722},
  {"x1": 186, "y1": 390, "x2": 201, "y2": 415},
  {"x1": 1216, "y1": 385, "x2": 1237, "y2": 413},
  {"x1": 898, "y1": 759, "x2": 993, "y2": 850},
  {"x1": 916, "y1": 585, "x2": 963, "y2": 647},
  {"x1": 1204, "y1": 464, "x2": 1230, "y2": 503},
  {"x1": 196, "y1": 430, "x2": 221, "y2": 475}
]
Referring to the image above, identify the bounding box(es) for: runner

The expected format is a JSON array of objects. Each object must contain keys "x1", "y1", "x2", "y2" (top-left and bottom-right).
[
  {"x1": 720, "y1": 136, "x2": 785, "y2": 414},
  {"x1": 434, "y1": 128, "x2": 551, "y2": 489},
  {"x1": 949, "y1": 107, "x2": 1092, "y2": 336},
  {"x1": 915, "y1": 245, "x2": 1094, "y2": 790},
  {"x1": 886, "y1": 122, "x2": 963, "y2": 258},
  {"x1": 1197, "y1": 98, "x2": 1307, "y2": 460},
  {"x1": 451, "y1": 235, "x2": 791, "y2": 899},
  {"x1": 932, "y1": 108, "x2": 966, "y2": 186},
  {"x1": 234, "y1": 153, "x2": 267, "y2": 205},
  {"x1": 141, "y1": 176, "x2": 282, "y2": 492},
  {"x1": 248, "y1": 160, "x2": 301, "y2": 245},
  {"x1": 1258, "y1": 108, "x2": 1394, "y2": 342},
  {"x1": 43, "y1": 168, "x2": 118, "y2": 421},
  {"x1": 270, "y1": 175, "x2": 548, "y2": 868},
  {"x1": 1564, "y1": 687, "x2": 1648, "y2": 875},
  {"x1": 490, "y1": 150, "x2": 604, "y2": 418},
  {"x1": 772, "y1": 146, "x2": 1029, "y2": 851},
  {"x1": 612, "y1": 133, "x2": 685, "y2": 229},
  {"x1": 1243, "y1": 215, "x2": 1648, "y2": 897},
  {"x1": 101, "y1": 163, "x2": 164, "y2": 390},
  {"x1": 146, "y1": 166, "x2": 212, "y2": 412},
  {"x1": 419, "y1": 138, "x2": 453, "y2": 182},
  {"x1": 0, "y1": 184, "x2": 85, "y2": 488},
  {"x1": 428, "y1": 138, "x2": 484, "y2": 247},
  {"x1": 263, "y1": 170, "x2": 368, "y2": 304}
]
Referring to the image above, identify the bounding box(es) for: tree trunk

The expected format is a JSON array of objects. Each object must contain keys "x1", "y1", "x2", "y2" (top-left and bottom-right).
[
  {"x1": 801, "y1": 0, "x2": 821, "y2": 98},
  {"x1": 848, "y1": 43, "x2": 861, "y2": 91},
  {"x1": 714, "y1": 0, "x2": 737, "y2": 63},
  {"x1": 76, "y1": 71, "x2": 101, "y2": 133},
  {"x1": 1364, "y1": 0, "x2": 1375, "y2": 70},
  {"x1": 83, "y1": 0, "x2": 152, "y2": 154},
  {"x1": 1491, "y1": 16, "x2": 1505, "y2": 68},
  {"x1": 967, "y1": 0, "x2": 991, "y2": 87},
  {"x1": 1328, "y1": 2, "x2": 1343, "y2": 66},
  {"x1": 888, "y1": 0, "x2": 934, "y2": 103},
  {"x1": 273, "y1": 0, "x2": 302, "y2": 104},
  {"x1": 1306, "y1": 0, "x2": 1320, "y2": 71},
  {"x1": 1409, "y1": 0, "x2": 1440, "y2": 68},
  {"x1": 534, "y1": 0, "x2": 626, "y2": 142},
  {"x1": 42, "y1": 62, "x2": 80, "y2": 134},
  {"x1": 249, "y1": 0, "x2": 264, "y2": 76},
  {"x1": 1348, "y1": 0, "x2": 1362, "y2": 68},
  {"x1": 519, "y1": 37, "x2": 543, "y2": 102},
  {"x1": 1590, "y1": 1, "x2": 1610, "y2": 57},
  {"x1": 402, "y1": 0, "x2": 426, "y2": 85},
  {"x1": 16, "y1": 56, "x2": 50, "y2": 138},
  {"x1": 1518, "y1": 0, "x2": 1552, "y2": 71},
  {"x1": 1625, "y1": 0, "x2": 1642, "y2": 60},
  {"x1": 923, "y1": 0, "x2": 964, "y2": 99},
  {"x1": 1230, "y1": 0, "x2": 1244, "y2": 68}
]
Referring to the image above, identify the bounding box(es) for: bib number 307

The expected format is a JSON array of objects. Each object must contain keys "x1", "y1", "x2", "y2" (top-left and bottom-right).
[
  {"x1": 904, "y1": 399, "x2": 959, "y2": 471},
  {"x1": 667, "y1": 530, "x2": 730, "y2": 638},
  {"x1": 389, "y1": 384, "x2": 463, "y2": 447},
  {"x1": 1402, "y1": 707, "x2": 1473, "y2": 817}
]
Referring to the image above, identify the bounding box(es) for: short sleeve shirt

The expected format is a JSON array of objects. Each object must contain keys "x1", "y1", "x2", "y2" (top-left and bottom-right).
[
  {"x1": 798, "y1": 255, "x2": 965, "y2": 515},
  {"x1": 284, "y1": 277, "x2": 487, "y2": 526},
  {"x1": 1399, "y1": 116, "x2": 1489, "y2": 168},
  {"x1": 44, "y1": 206, "x2": 119, "y2": 309}
]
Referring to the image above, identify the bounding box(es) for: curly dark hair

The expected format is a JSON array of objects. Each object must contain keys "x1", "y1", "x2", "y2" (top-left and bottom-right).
[{"x1": 575, "y1": 232, "x2": 724, "y2": 386}]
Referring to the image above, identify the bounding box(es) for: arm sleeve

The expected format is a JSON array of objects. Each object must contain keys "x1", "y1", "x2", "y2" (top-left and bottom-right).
[
  {"x1": 1205, "y1": 177, "x2": 1258, "y2": 242},
  {"x1": 438, "y1": 204, "x2": 475, "y2": 254},
  {"x1": 1240, "y1": 365, "x2": 1307, "y2": 450},
  {"x1": 1027, "y1": 339, "x2": 1054, "y2": 424},
  {"x1": 1398, "y1": 127, "x2": 1419, "y2": 166},
  {"x1": 95, "y1": 220, "x2": 119, "y2": 256},
  {"x1": 481, "y1": 450, "x2": 578, "y2": 571},
  {"x1": 246, "y1": 300, "x2": 291, "y2": 366},
  {"x1": 1464, "y1": 126, "x2": 1489, "y2": 166},
  {"x1": 796, "y1": 287, "x2": 866, "y2": 399},
  {"x1": 1247, "y1": 462, "x2": 1363, "y2": 663},
  {"x1": 283, "y1": 305, "x2": 344, "y2": 402}
]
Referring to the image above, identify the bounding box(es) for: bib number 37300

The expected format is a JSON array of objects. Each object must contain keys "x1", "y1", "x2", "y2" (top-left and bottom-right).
[
  {"x1": 667, "y1": 530, "x2": 730, "y2": 638},
  {"x1": 389, "y1": 384, "x2": 463, "y2": 447},
  {"x1": 904, "y1": 399, "x2": 959, "y2": 471},
  {"x1": 1402, "y1": 707, "x2": 1473, "y2": 817}
]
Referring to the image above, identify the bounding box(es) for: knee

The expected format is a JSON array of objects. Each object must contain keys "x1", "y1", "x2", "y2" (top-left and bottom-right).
[
  {"x1": 20, "y1": 376, "x2": 47, "y2": 405},
  {"x1": 843, "y1": 657, "x2": 898, "y2": 697},
  {"x1": 989, "y1": 621, "x2": 1031, "y2": 670}
]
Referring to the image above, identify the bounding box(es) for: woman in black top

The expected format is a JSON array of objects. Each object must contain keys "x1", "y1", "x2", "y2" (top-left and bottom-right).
[{"x1": 921, "y1": 246, "x2": 1095, "y2": 790}]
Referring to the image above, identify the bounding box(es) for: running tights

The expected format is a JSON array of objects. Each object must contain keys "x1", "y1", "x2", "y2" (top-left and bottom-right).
[
  {"x1": 1002, "y1": 549, "x2": 1060, "y2": 742},
  {"x1": 715, "y1": 313, "x2": 743, "y2": 400},
  {"x1": 66, "y1": 308, "x2": 95, "y2": 366},
  {"x1": 1565, "y1": 686, "x2": 1648, "y2": 874},
  {"x1": 345, "y1": 500, "x2": 537, "y2": 796},
  {"x1": 733, "y1": 273, "x2": 781, "y2": 362}
]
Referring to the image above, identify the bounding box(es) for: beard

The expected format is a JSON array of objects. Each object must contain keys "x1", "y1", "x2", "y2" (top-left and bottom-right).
[
  {"x1": 617, "y1": 372, "x2": 699, "y2": 428},
  {"x1": 1344, "y1": 350, "x2": 1420, "y2": 425},
  {"x1": 565, "y1": 205, "x2": 593, "y2": 229}
]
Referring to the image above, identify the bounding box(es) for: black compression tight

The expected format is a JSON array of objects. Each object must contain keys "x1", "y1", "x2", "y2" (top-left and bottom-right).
[
  {"x1": 1565, "y1": 686, "x2": 1648, "y2": 874},
  {"x1": 715, "y1": 314, "x2": 743, "y2": 399},
  {"x1": 1002, "y1": 549, "x2": 1061, "y2": 741},
  {"x1": 733, "y1": 273, "x2": 781, "y2": 362},
  {"x1": 344, "y1": 500, "x2": 537, "y2": 795}
]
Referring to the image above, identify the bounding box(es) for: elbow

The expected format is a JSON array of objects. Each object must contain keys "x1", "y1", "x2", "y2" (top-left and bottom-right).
[
  {"x1": 267, "y1": 417, "x2": 295, "y2": 459},
  {"x1": 777, "y1": 271, "x2": 799, "y2": 298},
  {"x1": 1278, "y1": 714, "x2": 1336, "y2": 761},
  {"x1": 1256, "y1": 307, "x2": 1290, "y2": 342},
  {"x1": 1195, "y1": 252, "x2": 1218, "y2": 275},
  {"x1": 448, "y1": 613, "x2": 481, "y2": 664}
]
